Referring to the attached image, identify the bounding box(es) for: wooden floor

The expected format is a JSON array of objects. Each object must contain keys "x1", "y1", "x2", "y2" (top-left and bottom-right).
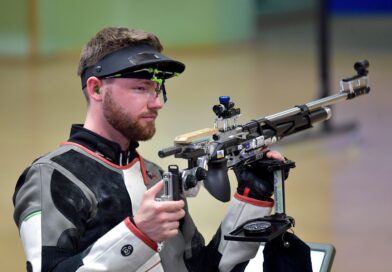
[{"x1": 1, "y1": 17, "x2": 391, "y2": 271}]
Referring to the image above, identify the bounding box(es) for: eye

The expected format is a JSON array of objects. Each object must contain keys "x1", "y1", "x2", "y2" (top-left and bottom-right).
[
  {"x1": 132, "y1": 86, "x2": 148, "y2": 93},
  {"x1": 135, "y1": 86, "x2": 147, "y2": 91}
]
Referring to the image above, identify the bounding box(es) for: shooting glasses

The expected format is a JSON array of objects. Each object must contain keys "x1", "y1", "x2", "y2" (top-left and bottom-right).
[{"x1": 80, "y1": 44, "x2": 185, "y2": 102}]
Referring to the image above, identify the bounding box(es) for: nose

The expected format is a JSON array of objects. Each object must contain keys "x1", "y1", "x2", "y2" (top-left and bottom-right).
[{"x1": 148, "y1": 94, "x2": 164, "y2": 110}]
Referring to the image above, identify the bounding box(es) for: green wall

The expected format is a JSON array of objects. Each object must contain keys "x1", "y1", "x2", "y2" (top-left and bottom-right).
[
  {"x1": 0, "y1": 0, "x2": 28, "y2": 55},
  {"x1": 0, "y1": 0, "x2": 256, "y2": 56},
  {"x1": 256, "y1": 0, "x2": 315, "y2": 17}
]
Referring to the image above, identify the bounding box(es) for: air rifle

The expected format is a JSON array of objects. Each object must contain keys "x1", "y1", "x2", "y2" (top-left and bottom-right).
[{"x1": 158, "y1": 60, "x2": 370, "y2": 205}]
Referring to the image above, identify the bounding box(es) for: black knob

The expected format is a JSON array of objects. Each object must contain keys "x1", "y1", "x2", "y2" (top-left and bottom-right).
[
  {"x1": 195, "y1": 167, "x2": 207, "y2": 181},
  {"x1": 184, "y1": 175, "x2": 198, "y2": 190},
  {"x1": 354, "y1": 60, "x2": 369, "y2": 76}
]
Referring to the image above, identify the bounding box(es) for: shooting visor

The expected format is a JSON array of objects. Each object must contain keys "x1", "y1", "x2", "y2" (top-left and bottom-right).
[{"x1": 80, "y1": 44, "x2": 185, "y2": 102}]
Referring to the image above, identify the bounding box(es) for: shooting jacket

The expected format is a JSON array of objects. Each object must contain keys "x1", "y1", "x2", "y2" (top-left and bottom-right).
[{"x1": 13, "y1": 124, "x2": 273, "y2": 272}]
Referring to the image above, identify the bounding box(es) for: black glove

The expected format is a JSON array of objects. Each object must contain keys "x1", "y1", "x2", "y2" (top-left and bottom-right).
[{"x1": 234, "y1": 159, "x2": 290, "y2": 201}]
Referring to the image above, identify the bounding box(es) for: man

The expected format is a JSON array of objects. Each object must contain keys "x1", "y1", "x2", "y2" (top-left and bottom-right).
[{"x1": 13, "y1": 27, "x2": 284, "y2": 272}]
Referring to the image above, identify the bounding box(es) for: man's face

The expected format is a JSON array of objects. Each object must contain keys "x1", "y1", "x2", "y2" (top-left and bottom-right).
[{"x1": 102, "y1": 78, "x2": 163, "y2": 142}]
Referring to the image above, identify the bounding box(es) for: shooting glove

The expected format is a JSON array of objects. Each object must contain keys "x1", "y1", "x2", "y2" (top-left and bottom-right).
[{"x1": 234, "y1": 159, "x2": 290, "y2": 201}]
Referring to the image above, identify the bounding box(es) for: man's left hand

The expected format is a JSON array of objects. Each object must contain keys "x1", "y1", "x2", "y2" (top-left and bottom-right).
[{"x1": 234, "y1": 150, "x2": 287, "y2": 201}]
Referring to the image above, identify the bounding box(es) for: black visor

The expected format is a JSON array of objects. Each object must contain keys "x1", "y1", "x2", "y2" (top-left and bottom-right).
[{"x1": 80, "y1": 43, "x2": 185, "y2": 89}]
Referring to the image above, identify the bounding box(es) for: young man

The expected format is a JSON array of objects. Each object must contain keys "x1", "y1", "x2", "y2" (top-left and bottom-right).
[{"x1": 13, "y1": 27, "x2": 284, "y2": 272}]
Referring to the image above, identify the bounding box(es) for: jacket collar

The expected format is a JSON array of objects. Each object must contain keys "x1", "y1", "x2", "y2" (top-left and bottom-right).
[{"x1": 68, "y1": 124, "x2": 139, "y2": 166}]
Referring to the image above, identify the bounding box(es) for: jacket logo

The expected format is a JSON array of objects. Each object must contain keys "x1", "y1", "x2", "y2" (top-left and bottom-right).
[{"x1": 121, "y1": 244, "x2": 134, "y2": 257}]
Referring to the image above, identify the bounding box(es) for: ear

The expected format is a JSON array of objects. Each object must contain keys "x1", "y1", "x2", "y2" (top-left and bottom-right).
[{"x1": 86, "y1": 77, "x2": 103, "y2": 101}]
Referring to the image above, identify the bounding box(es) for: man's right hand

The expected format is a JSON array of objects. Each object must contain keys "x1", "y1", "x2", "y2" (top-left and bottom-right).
[{"x1": 133, "y1": 180, "x2": 185, "y2": 242}]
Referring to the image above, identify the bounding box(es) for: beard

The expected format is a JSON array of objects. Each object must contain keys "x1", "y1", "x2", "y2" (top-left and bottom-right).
[{"x1": 103, "y1": 90, "x2": 157, "y2": 142}]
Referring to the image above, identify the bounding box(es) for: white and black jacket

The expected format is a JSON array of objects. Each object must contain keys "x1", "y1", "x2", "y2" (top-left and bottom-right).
[{"x1": 13, "y1": 125, "x2": 273, "y2": 272}]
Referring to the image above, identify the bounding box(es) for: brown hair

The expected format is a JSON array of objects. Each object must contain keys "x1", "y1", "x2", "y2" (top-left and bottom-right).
[
  {"x1": 77, "y1": 27, "x2": 163, "y2": 102},
  {"x1": 77, "y1": 27, "x2": 163, "y2": 76}
]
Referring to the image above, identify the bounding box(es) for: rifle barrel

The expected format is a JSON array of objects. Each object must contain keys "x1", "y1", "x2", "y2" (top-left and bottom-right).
[{"x1": 258, "y1": 91, "x2": 349, "y2": 124}]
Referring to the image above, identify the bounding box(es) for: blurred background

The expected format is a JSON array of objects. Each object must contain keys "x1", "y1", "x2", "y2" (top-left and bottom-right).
[{"x1": 1, "y1": 0, "x2": 391, "y2": 271}]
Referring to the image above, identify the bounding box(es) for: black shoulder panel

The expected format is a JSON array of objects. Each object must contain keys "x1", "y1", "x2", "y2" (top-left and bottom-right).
[
  {"x1": 51, "y1": 170, "x2": 91, "y2": 231},
  {"x1": 13, "y1": 166, "x2": 31, "y2": 206},
  {"x1": 51, "y1": 149, "x2": 133, "y2": 249}
]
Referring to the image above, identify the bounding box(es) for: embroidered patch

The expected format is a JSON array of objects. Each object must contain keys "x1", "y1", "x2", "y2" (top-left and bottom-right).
[{"x1": 121, "y1": 244, "x2": 134, "y2": 256}]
